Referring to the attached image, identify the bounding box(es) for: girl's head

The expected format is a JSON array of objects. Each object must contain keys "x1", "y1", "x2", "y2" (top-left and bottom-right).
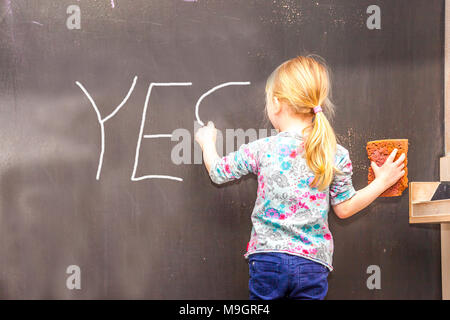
[{"x1": 265, "y1": 55, "x2": 340, "y2": 191}]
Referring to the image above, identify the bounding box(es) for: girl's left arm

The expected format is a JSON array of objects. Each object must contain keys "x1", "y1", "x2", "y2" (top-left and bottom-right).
[{"x1": 332, "y1": 148, "x2": 406, "y2": 219}]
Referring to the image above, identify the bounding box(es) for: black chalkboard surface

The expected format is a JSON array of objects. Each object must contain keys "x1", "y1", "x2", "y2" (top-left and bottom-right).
[{"x1": 0, "y1": 0, "x2": 443, "y2": 299}]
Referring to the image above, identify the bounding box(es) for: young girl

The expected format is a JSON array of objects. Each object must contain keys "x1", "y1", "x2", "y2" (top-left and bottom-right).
[{"x1": 195, "y1": 55, "x2": 405, "y2": 300}]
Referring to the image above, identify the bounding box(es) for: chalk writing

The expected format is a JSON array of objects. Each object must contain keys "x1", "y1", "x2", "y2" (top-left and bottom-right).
[
  {"x1": 76, "y1": 76, "x2": 138, "y2": 180},
  {"x1": 76, "y1": 78, "x2": 258, "y2": 182},
  {"x1": 195, "y1": 82, "x2": 251, "y2": 126},
  {"x1": 132, "y1": 82, "x2": 192, "y2": 182}
]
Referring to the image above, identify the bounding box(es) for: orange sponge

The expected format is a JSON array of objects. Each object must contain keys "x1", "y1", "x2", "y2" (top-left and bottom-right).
[{"x1": 366, "y1": 139, "x2": 408, "y2": 197}]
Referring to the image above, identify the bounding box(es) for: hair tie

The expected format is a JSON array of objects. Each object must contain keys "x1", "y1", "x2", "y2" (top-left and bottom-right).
[{"x1": 313, "y1": 105, "x2": 323, "y2": 114}]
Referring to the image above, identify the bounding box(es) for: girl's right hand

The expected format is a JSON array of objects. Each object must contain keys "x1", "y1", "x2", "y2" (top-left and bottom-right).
[
  {"x1": 371, "y1": 149, "x2": 406, "y2": 189},
  {"x1": 195, "y1": 121, "x2": 217, "y2": 150}
]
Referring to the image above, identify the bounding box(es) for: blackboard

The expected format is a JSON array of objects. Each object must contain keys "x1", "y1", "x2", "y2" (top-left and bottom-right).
[{"x1": 0, "y1": 0, "x2": 443, "y2": 299}]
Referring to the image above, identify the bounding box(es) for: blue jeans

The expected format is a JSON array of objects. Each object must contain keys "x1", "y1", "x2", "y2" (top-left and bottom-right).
[{"x1": 248, "y1": 252, "x2": 329, "y2": 300}]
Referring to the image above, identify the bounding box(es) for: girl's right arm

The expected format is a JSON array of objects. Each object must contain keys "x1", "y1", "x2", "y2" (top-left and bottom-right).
[
  {"x1": 332, "y1": 149, "x2": 406, "y2": 219},
  {"x1": 195, "y1": 121, "x2": 260, "y2": 184},
  {"x1": 195, "y1": 121, "x2": 219, "y2": 173}
]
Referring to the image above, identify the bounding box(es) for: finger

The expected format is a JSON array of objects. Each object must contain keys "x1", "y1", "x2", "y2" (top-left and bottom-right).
[
  {"x1": 398, "y1": 163, "x2": 405, "y2": 170},
  {"x1": 386, "y1": 148, "x2": 398, "y2": 164},
  {"x1": 394, "y1": 152, "x2": 406, "y2": 166},
  {"x1": 371, "y1": 161, "x2": 379, "y2": 172},
  {"x1": 207, "y1": 121, "x2": 215, "y2": 128}
]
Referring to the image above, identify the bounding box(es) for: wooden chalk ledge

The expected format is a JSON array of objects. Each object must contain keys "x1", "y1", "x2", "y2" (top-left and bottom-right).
[{"x1": 409, "y1": 182, "x2": 450, "y2": 224}]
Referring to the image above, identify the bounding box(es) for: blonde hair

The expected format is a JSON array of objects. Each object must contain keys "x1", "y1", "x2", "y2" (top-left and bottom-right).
[{"x1": 265, "y1": 54, "x2": 342, "y2": 191}]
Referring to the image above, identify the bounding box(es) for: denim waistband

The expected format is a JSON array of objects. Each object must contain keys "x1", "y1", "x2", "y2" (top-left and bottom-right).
[{"x1": 248, "y1": 252, "x2": 319, "y2": 265}]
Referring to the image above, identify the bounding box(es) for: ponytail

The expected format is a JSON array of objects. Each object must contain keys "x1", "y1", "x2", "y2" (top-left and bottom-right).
[{"x1": 302, "y1": 108, "x2": 340, "y2": 191}]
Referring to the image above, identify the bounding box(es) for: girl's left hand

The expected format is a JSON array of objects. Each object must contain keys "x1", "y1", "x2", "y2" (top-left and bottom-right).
[{"x1": 195, "y1": 121, "x2": 217, "y2": 149}]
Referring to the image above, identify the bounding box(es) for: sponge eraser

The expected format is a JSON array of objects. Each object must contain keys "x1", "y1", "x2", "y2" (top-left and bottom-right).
[{"x1": 366, "y1": 139, "x2": 409, "y2": 197}]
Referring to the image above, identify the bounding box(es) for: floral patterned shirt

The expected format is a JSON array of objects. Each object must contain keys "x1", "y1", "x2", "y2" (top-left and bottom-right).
[{"x1": 209, "y1": 130, "x2": 356, "y2": 271}]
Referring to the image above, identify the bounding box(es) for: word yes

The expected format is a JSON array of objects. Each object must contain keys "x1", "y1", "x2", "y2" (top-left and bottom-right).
[{"x1": 76, "y1": 77, "x2": 250, "y2": 182}]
